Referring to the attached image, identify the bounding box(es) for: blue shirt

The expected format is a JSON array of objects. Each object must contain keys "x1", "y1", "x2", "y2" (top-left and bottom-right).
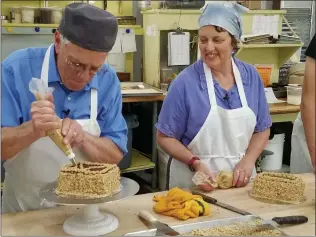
[
  {"x1": 156, "y1": 58, "x2": 272, "y2": 147},
  {"x1": 1, "y1": 45, "x2": 128, "y2": 155}
]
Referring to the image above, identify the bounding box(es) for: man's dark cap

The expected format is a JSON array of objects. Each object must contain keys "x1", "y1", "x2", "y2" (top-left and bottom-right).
[{"x1": 58, "y1": 3, "x2": 118, "y2": 52}]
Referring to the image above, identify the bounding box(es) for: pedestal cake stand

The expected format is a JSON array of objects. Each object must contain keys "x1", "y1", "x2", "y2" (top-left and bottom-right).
[{"x1": 39, "y1": 177, "x2": 140, "y2": 236}]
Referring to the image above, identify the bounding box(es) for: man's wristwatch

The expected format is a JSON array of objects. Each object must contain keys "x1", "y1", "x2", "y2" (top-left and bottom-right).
[{"x1": 188, "y1": 156, "x2": 200, "y2": 171}]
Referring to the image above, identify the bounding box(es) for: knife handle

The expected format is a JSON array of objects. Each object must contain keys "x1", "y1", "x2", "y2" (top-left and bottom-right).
[
  {"x1": 192, "y1": 191, "x2": 217, "y2": 204},
  {"x1": 138, "y1": 210, "x2": 157, "y2": 224},
  {"x1": 272, "y1": 216, "x2": 308, "y2": 225}
]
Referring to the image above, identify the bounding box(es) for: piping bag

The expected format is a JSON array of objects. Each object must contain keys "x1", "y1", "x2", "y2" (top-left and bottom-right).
[{"x1": 29, "y1": 78, "x2": 77, "y2": 166}]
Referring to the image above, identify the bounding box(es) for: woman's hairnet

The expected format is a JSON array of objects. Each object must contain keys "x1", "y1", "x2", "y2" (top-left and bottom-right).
[{"x1": 198, "y1": 2, "x2": 249, "y2": 39}]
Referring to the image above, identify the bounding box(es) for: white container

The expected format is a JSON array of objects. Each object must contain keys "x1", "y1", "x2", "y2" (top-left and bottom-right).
[
  {"x1": 52, "y1": 8, "x2": 62, "y2": 24},
  {"x1": 10, "y1": 7, "x2": 22, "y2": 23},
  {"x1": 261, "y1": 133, "x2": 285, "y2": 171},
  {"x1": 21, "y1": 6, "x2": 35, "y2": 23},
  {"x1": 286, "y1": 85, "x2": 302, "y2": 105}
]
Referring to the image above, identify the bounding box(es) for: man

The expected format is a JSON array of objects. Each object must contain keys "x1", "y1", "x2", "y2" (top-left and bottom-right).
[
  {"x1": 290, "y1": 33, "x2": 315, "y2": 173},
  {"x1": 1, "y1": 3, "x2": 128, "y2": 213}
]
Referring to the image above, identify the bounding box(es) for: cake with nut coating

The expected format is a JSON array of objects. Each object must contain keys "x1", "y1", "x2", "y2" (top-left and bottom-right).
[
  {"x1": 55, "y1": 161, "x2": 120, "y2": 199},
  {"x1": 251, "y1": 172, "x2": 305, "y2": 204}
]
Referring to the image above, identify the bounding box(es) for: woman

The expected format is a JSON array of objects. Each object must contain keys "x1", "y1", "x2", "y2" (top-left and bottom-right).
[{"x1": 156, "y1": 2, "x2": 271, "y2": 192}]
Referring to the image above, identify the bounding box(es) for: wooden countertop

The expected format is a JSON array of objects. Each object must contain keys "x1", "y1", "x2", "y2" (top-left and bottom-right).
[
  {"x1": 122, "y1": 94, "x2": 300, "y2": 115},
  {"x1": 2, "y1": 173, "x2": 314, "y2": 236}
]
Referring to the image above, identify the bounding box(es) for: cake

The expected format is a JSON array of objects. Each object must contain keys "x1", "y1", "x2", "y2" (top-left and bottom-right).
[
  {"x1": 55, "y1": 161, "x2": 121, "y2": 199},
  {"x1": 251, "y1": 172, "x2": 305, "y2": 204}
]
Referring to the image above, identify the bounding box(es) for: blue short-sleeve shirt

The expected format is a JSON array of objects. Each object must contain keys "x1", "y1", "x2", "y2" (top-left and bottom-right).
[
  {"x1": 155, "y1": 58, "x2": 272, "y2": 147},
  {"x1": 1, "y1": 45, "x2": 128, "y2": 155}
]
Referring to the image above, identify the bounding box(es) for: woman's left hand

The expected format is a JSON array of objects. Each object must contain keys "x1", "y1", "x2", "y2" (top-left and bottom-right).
[{"x1": 233, "y1": 157, "x2": 255, "y2": 188}]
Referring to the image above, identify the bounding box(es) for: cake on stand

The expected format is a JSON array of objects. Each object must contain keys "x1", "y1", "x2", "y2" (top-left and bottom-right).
[{"x1": 39, "y1": 177, "x2": 140, "y2": 236}]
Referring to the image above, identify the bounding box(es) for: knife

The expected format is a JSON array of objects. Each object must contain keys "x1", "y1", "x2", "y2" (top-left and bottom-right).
[
  {"x1": 191, "y1": 190, "x2": 252, "y2": 215},
  {"x1": 138, "y1": 210, "x2": 180, "y2": 236},
  {"x1": 192, "y1": 191, "x2": 308, "y2": 226}
]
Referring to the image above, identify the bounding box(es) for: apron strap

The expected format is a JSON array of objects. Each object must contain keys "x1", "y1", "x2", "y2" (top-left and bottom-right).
[
  {"x1": 41, "y1": 44, "x2": 54, "y2": 86},
  {"x1": 203, "y1": 62, "x2": 217, "y2": 108},
  {"x1": 232, "y1": 59, "x2": 248, "y2": 107},
  {"x1": 90, "y1": 89, "x2": 98, "y2": 121}
]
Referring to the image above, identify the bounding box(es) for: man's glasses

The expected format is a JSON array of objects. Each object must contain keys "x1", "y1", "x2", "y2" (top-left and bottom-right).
[{"x1": 65, "y1": 57, "x2": 103, "y2": 76}]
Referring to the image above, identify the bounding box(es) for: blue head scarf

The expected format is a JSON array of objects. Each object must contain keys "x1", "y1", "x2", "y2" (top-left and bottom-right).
[{"x1": 198, "y1": 2, "x2": 249, "y2": 40}]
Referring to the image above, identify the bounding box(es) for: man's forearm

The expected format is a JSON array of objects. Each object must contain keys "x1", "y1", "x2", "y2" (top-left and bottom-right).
[
  {"x1": 80, "y1": 133, "x2": 123, "y2": 164},
  {"x1": 245, "y1": 129, "x2": 270, "y2": 162},
  {"x1": 1, "y1": 121, "x2": 39, "y2": 160}
]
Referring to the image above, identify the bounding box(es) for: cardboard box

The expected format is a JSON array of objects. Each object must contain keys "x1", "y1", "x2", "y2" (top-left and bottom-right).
[{"x1": 237, "y1": 0, "x2": 262, "y2": 10}]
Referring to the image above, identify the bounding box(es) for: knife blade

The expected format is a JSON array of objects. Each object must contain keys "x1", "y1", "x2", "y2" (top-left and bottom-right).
[
  {"x1": 138, "y1": 210, "x2": 180, "y2": 236},
  {"x1": 191, "y1": 190, "x2": 252, "y2": 216}
]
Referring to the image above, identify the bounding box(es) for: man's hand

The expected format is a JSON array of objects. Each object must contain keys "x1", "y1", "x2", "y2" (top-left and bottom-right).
[
  {"x1": 233, "y1": 157, "x2": 255, "y2": 188},
  {"x1": 193, "y1": 160, "x2": 216, "y2": 192},
  {"x1": 30, "y1": 94, "x2": 60, "y2": 137},
  {"x1": 61, "y1": 118, "x2": 86, "y2": 148}
]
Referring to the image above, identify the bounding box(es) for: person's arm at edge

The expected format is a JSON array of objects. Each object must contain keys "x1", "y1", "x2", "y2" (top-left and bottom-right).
[
  {"x1": 301, "y1": 56, "x2": 315, "y2": 168},
  {"x1": 1, "y1": 64, "x2": 40, "y2": 160}
]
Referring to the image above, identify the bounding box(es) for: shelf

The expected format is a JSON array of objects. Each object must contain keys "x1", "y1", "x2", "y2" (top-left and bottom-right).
[
  {"x1": 239, "y1": 43, "x2": 303, "y2": 48},
  {"x1": 2, "y1": 23, "x2": 143, "y2": 35},
  {"x1": 120, "y1": 149, "x2": 155, "y2": 174},
  {"x1": 141, "y1": 9, "x2": 286, "y2": 15}
]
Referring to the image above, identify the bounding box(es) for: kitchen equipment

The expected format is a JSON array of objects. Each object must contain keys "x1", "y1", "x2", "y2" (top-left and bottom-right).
[
  {"x1": 51, "y1": 8, "x2": 63, "y2": 24},
  {"x1": 160, "y1": 0, "x2": 205, "y2": 9},
  {"x1": 125, "y1": 215, "x2": 283, "y2": 236},
  {"x1": 117, "y1": 16, "x2": 136, "y2": 25},
  {"x1": 191, "y1": 191, "x2": 252, "y2": 215},
  {"x1": 271, "y1": 83, "x2": 287, "y2": 98},
  {"x1": 21, "y1": 6, "x2": 35, "y2": 23},
  {"x1": 39, "y1": 7, "x2": 54, "y2": 24},
  {"x1": 121, "y1": 82, "x2": 164, "y2": 96},
  {"x1": 138, "y1": 0, "x2": 152, "y2": 10},
  {"x1": 261, "y1": 133, "x2": 285, "y2": 171},
  {"x1": 10, "y1": 7, "x2": 22, "y2": 23},
  {"x1": 138, "y1": 210, "x2": 180, "y2": 236},
  {"x1": 286, "y1": 84, "x2": 302, "y2": 105},
  {"x1": 160, "y1": 67, "x2": 173, "y2": 92},
  {"x1": 1, "y1": 15, "x2": 9, "y2": 24},
  {"x1": 126, "y1": 214, "x2": 308, "y2": 236},
  {"x1": 39, "y1": 177, "x2": 140, "y2": 236}
]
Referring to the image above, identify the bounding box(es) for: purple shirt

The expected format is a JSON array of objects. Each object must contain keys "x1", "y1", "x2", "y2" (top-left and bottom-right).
[{"x1": 156, "y1": 58, "x2": 272, "y2": 147}]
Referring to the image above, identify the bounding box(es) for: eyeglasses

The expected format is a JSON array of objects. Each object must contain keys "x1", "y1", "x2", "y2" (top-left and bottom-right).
[{"x1": 65, "y1": 57, "x2": 103, "y2": 76}]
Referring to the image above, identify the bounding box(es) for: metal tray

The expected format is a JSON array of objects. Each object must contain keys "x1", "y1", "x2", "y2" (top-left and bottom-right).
[
  {"x1": 121, "y1": 82, "x2": 164, "y2": 97},
  {"x1": 124, "y1": 215, "x2": 288, "y2": 236}
]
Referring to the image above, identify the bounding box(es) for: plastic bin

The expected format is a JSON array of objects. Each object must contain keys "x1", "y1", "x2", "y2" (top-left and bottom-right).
[
  {"x1": 286, "y1": 85, "x2": 302, "y2": 105},
  {"x1": 261, "y1": 133, "x2": 285, "y2": 171},
  {"x1": 118, "y1": 114, "x2": 139, "y2": 170}
]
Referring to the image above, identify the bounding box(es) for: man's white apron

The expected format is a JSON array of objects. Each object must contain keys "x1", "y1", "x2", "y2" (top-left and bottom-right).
[
  {"x1": 165, "y1": 59, "x2": 257, "y2": 189},
  {"x1": 2, "y1": 44, "x2": 101, "y2": 213},
  {"x1": 290, "y1": 112, "x2": 313, "y2": 173}
]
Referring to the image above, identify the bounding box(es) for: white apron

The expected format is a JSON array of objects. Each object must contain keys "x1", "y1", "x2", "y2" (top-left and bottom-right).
[
  {"x1": 290, "y1": 112, "x2": 313, "y2": 173},
  {"x1": 2, "y1": 44, "x2": 101, "y2": 213},
  {"x1": 166, "y1": 59, "x2": 257, "y2": 189}
]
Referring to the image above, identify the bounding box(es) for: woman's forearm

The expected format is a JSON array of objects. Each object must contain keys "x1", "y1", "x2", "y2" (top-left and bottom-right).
[
  {"x1": 156, "y1": 130, "x2": 194, "y2": 164},
  {"x1": 244, "y1": 129, "x2": 270, "y2": 162}
]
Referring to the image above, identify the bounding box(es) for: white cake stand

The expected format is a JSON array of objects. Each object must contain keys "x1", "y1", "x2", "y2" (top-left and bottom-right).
[{"x1": 39, "y1": 177, "x2": 140, "y2": 236}]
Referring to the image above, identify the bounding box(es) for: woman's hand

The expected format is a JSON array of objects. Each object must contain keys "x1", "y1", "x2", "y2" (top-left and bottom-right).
[
  {"x1": 233, "y1": 157, "x2": 255, "y2": 188},
  {"x1": 193, "y1": 160, "x2": 216, "y2": 192}
]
